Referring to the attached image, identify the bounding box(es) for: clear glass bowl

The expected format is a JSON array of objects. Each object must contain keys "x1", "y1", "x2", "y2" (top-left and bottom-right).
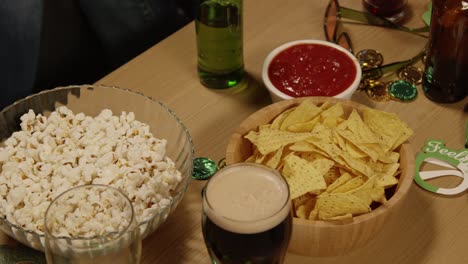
[{"x1": 0, "y1": 85, "x2": 194, "y2": 251}]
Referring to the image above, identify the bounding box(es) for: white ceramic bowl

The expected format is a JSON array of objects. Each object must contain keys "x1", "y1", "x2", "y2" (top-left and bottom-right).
[{"x1": 262, "y1": 40, "x2": 362, "y2": 102}]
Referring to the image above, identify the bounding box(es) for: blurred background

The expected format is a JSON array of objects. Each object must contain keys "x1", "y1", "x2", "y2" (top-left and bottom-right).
[{"x1": 0, "y1": 0, "x2": 195, "y2": 109}]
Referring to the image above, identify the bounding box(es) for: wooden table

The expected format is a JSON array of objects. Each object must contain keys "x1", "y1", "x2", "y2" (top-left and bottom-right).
[
  {"x1": 2, "y1": 0, "x2": 467, "y2": 263},
  {"x1": 101, "y1": 0, "x2": 468, "y2": 263}
]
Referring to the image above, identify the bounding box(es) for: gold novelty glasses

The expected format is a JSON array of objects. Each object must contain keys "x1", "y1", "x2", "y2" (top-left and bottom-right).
[{"x1": 324, "y1": 0, "x2": 429, "y2": 80}]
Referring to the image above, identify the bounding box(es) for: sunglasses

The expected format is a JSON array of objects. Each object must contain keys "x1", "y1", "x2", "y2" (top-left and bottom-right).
[{"x1": 324, "y1": 0, "x2": 429, "y2": 80}]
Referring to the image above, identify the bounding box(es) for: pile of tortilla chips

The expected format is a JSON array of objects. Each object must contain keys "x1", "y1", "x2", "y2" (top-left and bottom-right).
[{"x1": 244, "y1": 100, "x2": 413, "y2": 221}]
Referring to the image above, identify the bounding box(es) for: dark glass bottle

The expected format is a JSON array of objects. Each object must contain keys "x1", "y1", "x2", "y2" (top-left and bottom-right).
[{"x1": 422, "y1": 0, "x2": 468, "y2": 103}]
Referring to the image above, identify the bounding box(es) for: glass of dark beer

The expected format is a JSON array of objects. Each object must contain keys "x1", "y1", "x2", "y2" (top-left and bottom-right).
[{"x1": 201, "y1": 163, "x2": 292, "y2": 264}]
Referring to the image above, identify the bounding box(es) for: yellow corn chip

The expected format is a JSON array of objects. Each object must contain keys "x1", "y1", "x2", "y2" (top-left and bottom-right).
[
  {"x1": 280, "y1": 100, "x2": 322, "y2": 130},
  {"x1": 345, "y1": 141, "x2": 368, "y2": 159},
  {"x1": 337, "y1": 110, "x2": 379, "y2": 144},
  {"x1": 244, "y1": 130, "x2": 258, "y2": 143},
  {"x1": 265, "y1": 146, "x2": 284, "y2": 169},
  {"x1": 245, "y1": 128, "x2": 314, "y2": 155},
  {"x1": 336, "y1": 110, "x2": 385, "y2": 161},
  {"x1": 323, "y1": 167, "x2": 341, "y2": 186},
  {"x1": 319, "y1": 101, "x2": 332, "y2": 110},
  {"x1": 287, "y1": 116, "x2": 320, "y2": 132},
  {"x1": 245, "y1": 148, "x2": 260, "y2": 162},
  {"x1": 340, "y1": 152, "x2": 375, "y2": 178},
  {"x1": 245, "y1": 154, "x2": 255, "y2": 162},
  {"x1": 384, "y1": 151, "x2": 400, "y2": 164},
  {"x1": 271, "y1": 107, "x2": 295, "y2": 130},
  {"x1": 289, "y1": 141, "x2": 317, "y2": 152},
  {"x1": 391, "y1": 129, "x2": 413, "y2": 151},
  {"x1": 322, "y1": 116, "x2": 342, "y2": 128},
  {"x1": 316, "y1": 193, "x2": 371, "y2": 220},
  {"x1": 309, "y1": 209, "x2": 318, "y2": 220},
  {"x1": 320, "y1": 103, "x2": 344, "y2": 120},
  {"x1": 326, "y1": 173, "x2": 353, "y2": 193},
  {"x1": 332, "y1": 175, "x2": 366, "y2": 193},
  {"x1": 300, "y1": 152, "x2": 329, "y2": 162},
  {"x1": 376, "y1": 163, "x2": 400, "y2": 187},
  {"x1": 255, "y1": 153, "x2": 267, "y2": 163},
  {"x1": 361, "y1": 108, "x2": 413, "y2": 152},
  {"x1": 349, "y1": 176, "x2": 386, "y2": 205},
  {"x1": 282, "y1": 155, "x2": 332, "y2": 199},
  {"x1": 296, "y1": 198, "x2": 316, "y2": 219},
  {"x1": 259, "y1": 124, "x2": 271, "y2": 131},
  {"x1": 333, "y1": 130, "x2": 347, "y2": 151},
  {"x1": 242, "y1": 99, "x2": 411, "y2": 222},
  {"x1": 293, "y1": 192, "x2": 315, "y2": 208}
]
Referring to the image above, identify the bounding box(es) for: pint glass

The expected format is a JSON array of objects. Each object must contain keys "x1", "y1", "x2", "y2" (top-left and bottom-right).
[{"x1": 201, "y1": 163, "x2": 292, "y2": 264}]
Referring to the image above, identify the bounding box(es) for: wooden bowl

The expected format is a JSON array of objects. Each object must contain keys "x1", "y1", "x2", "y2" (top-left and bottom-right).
[{"x1": 225, "y1": 97, "x2": 414, "y2": 257}]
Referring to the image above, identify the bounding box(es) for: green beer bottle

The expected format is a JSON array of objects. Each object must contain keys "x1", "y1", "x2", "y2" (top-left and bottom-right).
[{"x1": 195, "y1": 0, "x2": 244, "y2": 89}]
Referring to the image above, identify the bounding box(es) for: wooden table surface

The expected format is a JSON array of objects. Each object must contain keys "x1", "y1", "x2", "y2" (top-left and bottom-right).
[
  {"x1": 99, "y1": 0, "x2": 467, "y2": 263},
  {"x1": 2, "y1": 0, "x2": 467, "y2": 263}
]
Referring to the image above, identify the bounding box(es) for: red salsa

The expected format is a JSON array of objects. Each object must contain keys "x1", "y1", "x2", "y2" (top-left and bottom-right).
[{"x1": 268, "y1": 43, "x2": 357, "y2": 97}]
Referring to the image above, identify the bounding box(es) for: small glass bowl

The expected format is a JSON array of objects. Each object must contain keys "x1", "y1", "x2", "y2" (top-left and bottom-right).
[{"x1": 0, "y1": 85, "x2": 194, "y2": 251}]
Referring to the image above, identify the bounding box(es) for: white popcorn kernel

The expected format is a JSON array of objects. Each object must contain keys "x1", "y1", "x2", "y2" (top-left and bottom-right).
[
  {"x1": 99, "y1": 109, "x2": 113, "y2": 119},
  {"x1": 74, "y1": 112, "x2": 85, "y2": 121},
  {"x1": 96, "y1": 152, "x2": 113, "y2": 167},
  {"x1": 0, "y1": 106, "x2": 183, "y2": 237},
  {"x1": 127, "y1": 148, "x2": 143, "y2": 162},
  {"x1": 57, "y1": 106, "x2": 73, "y2": 117},
  {"x1": 0, "y1": 184, "x2": 8, "y2": 196},
  {"x1": 34, "y1": 115, "x2": 48, "y2": 131},
  {"x1": 0, "y1": 146, "x2": 13, "y2": 163},
  {"x1": 4, "y1": 137, "x2": 18, "y2": 147},
  {"x1": 7, "y1": 186, "x2": 26, "y2": 207}
]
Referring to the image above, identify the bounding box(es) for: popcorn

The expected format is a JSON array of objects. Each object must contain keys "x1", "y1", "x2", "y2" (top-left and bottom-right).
[
  {"x1": 0, "y1": 106, "x2": 182, "y2": 236},
  {"x1": 46, "y1": 186, "x2": 134, "y2": 238}
]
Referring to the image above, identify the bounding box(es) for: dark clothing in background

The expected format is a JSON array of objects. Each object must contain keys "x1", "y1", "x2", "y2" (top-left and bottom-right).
[{"x1": 0, "y1": 0, "x2": 192, "y2": 109}]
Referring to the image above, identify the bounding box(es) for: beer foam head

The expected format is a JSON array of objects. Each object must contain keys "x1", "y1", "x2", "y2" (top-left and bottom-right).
[{"x1": 204, "y1": 163, "x2": 290, "y2": 234}]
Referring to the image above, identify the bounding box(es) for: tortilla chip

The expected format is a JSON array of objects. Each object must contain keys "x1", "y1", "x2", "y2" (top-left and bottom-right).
[
  {"x1": 280, "y1": 100, "x2": 322, "y2": 130},
  {"x1": 245, "y1": 128, "x2": 314, "y2": 155},
  {"x1": 288, "y1": 116, "x2": 321, "y2": 132},
  {"x1": 271, "y1": 107, "x2": 295, "y2": 130},
  {"x1": 265, "y1": 146, "x2": 284, "y2": 169},
  {"x1": 350, "y1": 176, "x2": 386, "y2": 205},
  {"x1": 376, "y1": 163, "x2": 400, "y2": 187},
  {"x1": 332, "y1": 175, "x2": 367, "y2": 193},
  {"x1": 326, "y1": 173, "x2": 354, "y2": 193},
  {"x1": 296, "y1": 198, "x2": 316, "y2": 219},
  {"x1": 320, "y1": 103, "x2": 344, "y2": 120},
  {"x1": 282, "y1": 155, "x2": 332, "y2": 199},
  {"x1": 316, "y1": 193, "x2": 371, "y2": 219},
  {"x1": 361, "y1": 108, "x2": 413, "y2": 152},
  {"x1": 323, "y1": 167, "x2": 341, "y2": 186}
]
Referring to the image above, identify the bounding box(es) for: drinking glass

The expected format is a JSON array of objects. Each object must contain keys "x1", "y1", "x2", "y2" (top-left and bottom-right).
[
  {"x1": 363, "y1": 0, "x2": 407, "y2": 22},
  {"x1": 44, "y1": 184, "x2": 141, "y2": 264},
  {"x1": 201, "y1": 163, "x2": 292, "y2": 264}
]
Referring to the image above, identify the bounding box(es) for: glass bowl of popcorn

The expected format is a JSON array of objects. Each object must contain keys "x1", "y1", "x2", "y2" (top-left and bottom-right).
[{"x1": 0, "y1": 85, "x2": 194, "y2": 251}]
